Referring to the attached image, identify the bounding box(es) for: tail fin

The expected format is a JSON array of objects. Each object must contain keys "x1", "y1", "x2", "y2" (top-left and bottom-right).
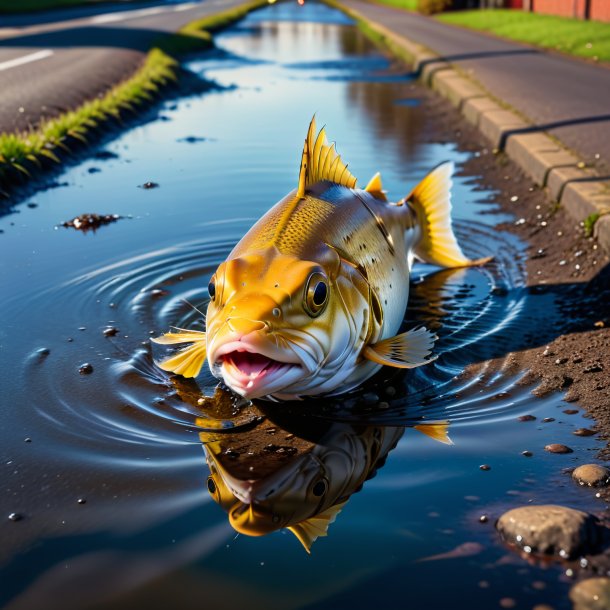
[{"x1": 407, "y1": 162, "x2": 491, "y2": 268}]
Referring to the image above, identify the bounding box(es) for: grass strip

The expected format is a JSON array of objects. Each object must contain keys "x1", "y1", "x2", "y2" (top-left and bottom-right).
[
  {"x1": 370, "y1": 0, "x2": 416, "y2": 10},
  {"x1": 437, "y1": 9, "x2": 610, "y2": 64},
  {"x1": 0, "y1": 0, "x2": 265, "y2": 192}
]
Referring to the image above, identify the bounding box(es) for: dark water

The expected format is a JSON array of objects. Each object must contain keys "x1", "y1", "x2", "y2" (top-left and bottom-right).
[{"x1": 0, "y1": 3, "x2": 606, "y2": 609}]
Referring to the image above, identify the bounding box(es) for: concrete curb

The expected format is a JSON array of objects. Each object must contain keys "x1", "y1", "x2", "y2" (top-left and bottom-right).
[{"x1": 330, "y1": 1, "x2": 610, "y2": 254}]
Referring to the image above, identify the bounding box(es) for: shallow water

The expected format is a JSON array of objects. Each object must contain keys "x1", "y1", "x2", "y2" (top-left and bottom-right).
[{"x1": 0, "y1": 3, "x2": 606, "y2": 609}]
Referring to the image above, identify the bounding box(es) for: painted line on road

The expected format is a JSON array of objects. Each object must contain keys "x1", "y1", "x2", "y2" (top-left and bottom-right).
[
  {"x1": 174, "y1": 3, "x2": 198, "y2": 12},
  {"x1": 0, "y1": 49, "x2": 53, "y2": 72},
  {"x1": 90, "y1": 6, "x2": 165, "y2": 24}
]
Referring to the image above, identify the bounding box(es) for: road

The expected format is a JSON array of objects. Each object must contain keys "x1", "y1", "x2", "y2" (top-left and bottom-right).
[
  {"x1": 342, "y1": 0, "x2": 610, "y2": 174},
  {"x1": 0, "y1": 0, "x2": 248, "y2": 134}
]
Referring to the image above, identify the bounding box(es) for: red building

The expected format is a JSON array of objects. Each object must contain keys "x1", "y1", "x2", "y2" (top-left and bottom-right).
[{"x1": 518, "y1": 0, "x2": 610, "y2": 21}]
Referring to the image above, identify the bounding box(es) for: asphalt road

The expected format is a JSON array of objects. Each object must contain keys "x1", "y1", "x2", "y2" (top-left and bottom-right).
[
  {"x1": 0, "y1": 0, "x2": 247, "y2": 134},
  {"x1": 342, "y1": 0, "x2": 610, "y2": 175}
]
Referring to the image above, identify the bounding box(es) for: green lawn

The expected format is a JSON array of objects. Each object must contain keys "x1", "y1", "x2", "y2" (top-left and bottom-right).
[
  {"x1": 0, "y1": 0, "x2": 145, "y2": 14},
  {"x1": 373, "y1": 0, "x2": 417, "y2": 10},
  {"x1": 437, "y1": 9, "x2": 610, "y2": 63}
]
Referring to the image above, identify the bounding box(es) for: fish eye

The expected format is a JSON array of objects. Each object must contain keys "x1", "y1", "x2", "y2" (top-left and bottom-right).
[
  {"x1": 304, "y1": 272, "x2": 329, "y2": 317},
  {"x1": 207, "y1": 476, "x2": 217, "y2": 494},
  {"x1": 312, "y1": 479, "x2": 327, "y2": 497},
  {"x1": 208, "y1": 277, "x2": 216, "y2": 301}
]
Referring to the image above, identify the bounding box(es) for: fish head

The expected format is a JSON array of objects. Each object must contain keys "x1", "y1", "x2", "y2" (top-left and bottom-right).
[{"x1": 205, "y1": 245, "x2": 376, "y2": 399}]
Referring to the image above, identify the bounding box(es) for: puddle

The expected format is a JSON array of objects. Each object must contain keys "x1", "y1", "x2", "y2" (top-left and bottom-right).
[{"x1": 0, "y1": 3, "x2": 605, "y2": 609}]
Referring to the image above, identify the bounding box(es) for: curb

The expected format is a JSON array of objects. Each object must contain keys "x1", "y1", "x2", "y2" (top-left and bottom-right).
[{"x1": 329, "y1": 1, "x2": 610, "y2": 255}]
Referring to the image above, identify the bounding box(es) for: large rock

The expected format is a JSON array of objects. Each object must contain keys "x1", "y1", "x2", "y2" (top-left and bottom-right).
[
  {"x1": 570, "y1": 577, "x2": 610, "y2": 610},
  {"x1": 572, "y1": 464, "x2": 610, "y2": 487},
  {"x1": 496, "y1": 505, "x2": 601, "y2": 558}
]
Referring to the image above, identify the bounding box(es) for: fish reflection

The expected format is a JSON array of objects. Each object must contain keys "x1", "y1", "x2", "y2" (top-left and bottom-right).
[{"x1": 186, "y1": 386, "x2": 451, "y2": 553}]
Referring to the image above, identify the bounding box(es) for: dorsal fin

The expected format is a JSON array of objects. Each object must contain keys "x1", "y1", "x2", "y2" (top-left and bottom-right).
[
  {"x1": 413, "y1": 421, "x2": 453, "y2": 445},
  {"x1": 296, "y1": 117, "x2": 357, "y2": 197},
  {"x1": 287, "y1": 501, "x2": 347, "y2": 554},
  {"x1": 364, "y1": 172, "x2": 387, "y2": 201}
]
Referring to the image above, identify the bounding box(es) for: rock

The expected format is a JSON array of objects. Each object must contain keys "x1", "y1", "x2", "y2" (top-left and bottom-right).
[
  {"x1": 496, "y1": 505, "x2": 602, "y2": 558},
  {"x1": 573, "y1": 428, "x2": 596, "y2": 437},
  {"x1": 545, "y1": 443, "x2": 573, "y2": 454},
  {"x1": 572, "y1": 464, "x2": 610, "y2": 487},
  {"x1": 518, "y1": 414, "x2": 536, "y2": 422},
  {"x1": 570, "y1": 577, "x2": 610, "y2": 610}
]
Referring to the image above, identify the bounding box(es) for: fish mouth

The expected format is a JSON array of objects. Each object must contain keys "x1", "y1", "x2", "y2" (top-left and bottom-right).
[{"x1": 213, "y1": 342, "x2": 303, "y2": 399}]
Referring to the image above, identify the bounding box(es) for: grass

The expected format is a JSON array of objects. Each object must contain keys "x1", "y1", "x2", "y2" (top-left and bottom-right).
[
  {"x1": 0, "y1": 0, "x2": 145, "y2": 14},
  {"x1": 0, "y1": 0, "x2": 265, "y2": 191},
  {"x1": 371, "y1": 0, "x2": 417, "y2": 11},
  {"x1": 437, "y1": 9, "x2": 610, "y2": 63}
]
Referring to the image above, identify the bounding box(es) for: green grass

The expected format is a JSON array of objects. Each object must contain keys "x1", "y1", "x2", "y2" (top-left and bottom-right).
[
  {"x1": 437, "y1": 9, "x2": 610, "y2": 63},
  {"x1": 0, "y1": 0, "x2": 265, "y2": 190},
  {"x1": 0, "y1": 0, "x2": 145, "y2": 14},
  {"x1": 371, "y1": 0, "x2": 417, "y2": 11}
]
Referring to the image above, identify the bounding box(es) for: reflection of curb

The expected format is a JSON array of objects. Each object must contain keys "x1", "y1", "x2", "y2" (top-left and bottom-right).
[{"x1": 327, "y1": 1, "x2": 610, "y2": 255}]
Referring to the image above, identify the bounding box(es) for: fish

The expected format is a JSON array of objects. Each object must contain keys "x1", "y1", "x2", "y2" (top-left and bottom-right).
[
  {"x1": 197, "y1": 397, "x2": 452, "y2": 553},
  {"x1": 152, "y1": 117, "x2": 490, "y2": 400}
]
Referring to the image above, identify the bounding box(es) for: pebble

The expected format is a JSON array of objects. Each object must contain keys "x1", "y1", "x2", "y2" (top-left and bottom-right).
[
  {"x1": 544, "y1": 444, "x2": 573, "y2": 454},
  {"x1": 570, "y1": 577, "x2": 610, "y2": 610},
  {"x1": 564, "y1": 409, "x2": 579, "y2": 415},
  {"x1": 555, "y1": 358, "x2": 568, "y2": 365},
  {"x1": 140, "y1": 181, "x2": 159, "y2": 189},
  {"x1": 573, "y1": 428, "x2": 596, "y2": 437},
  {"x1": 77, "y1": 498, "x2": 86, "y2": 504},
  {"x1": 496, "y1": 505, "x2": 601, "y2": 558},
  {"x1": 103, "y1": 327, "x2": 119, "y2": 337},
  {"x1": 572, "y1": 464, "x2": 610, "y2": 487},
  {"x1": 518, "y1": 415, "x2": 536, "y2": 422},
  {"x1": 542, "y1": 417, "x2": 555, "y2": 423},
  {"x1": 479, "y1": 515, "x2": 488, "y2": 523},
  {"x1": 24, "y1": 437, "x2": 31, "y2": 443},
  {"x1": 78, "y1": 363, "x2": 94, "y2": 375},
  {"x1": 8, "y1": 513, "x2": 22, "y2": 522},
  {"x1": 522, "y1": 451, "x2": 533, "y2": 457},
  {"x1": 499, "y1": 598, "x2": 516, "y2": 609},
  {"x1": 479, "y1": 464, "x2": 491, "y2": 471}
]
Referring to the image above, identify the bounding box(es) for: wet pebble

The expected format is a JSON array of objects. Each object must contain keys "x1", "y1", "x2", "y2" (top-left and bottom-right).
[
  {"x1": 572, "y1": 464, "x2": 610, "y2": 487},
  {"x1": 24, "y1": 437, "x2": 31, "y2": 443},
  {"x1": 479, "y1": 515, "x2": 488, "y2": 523},
  {"x1": 479, "y1": 464, "x2": 491, "y2": 471},
  {"x1": 522, "y1": 451, "x2": 533, "y2": 457},
  {"x1": 499, "y1": 599, "x2": 516, "y2": 609},
  {"x1": 150, "y1": 288, "x2": 168, "y2": 298},
  {"x1": 496, "y1": 505, "x2": 602, "y2": 558},
  {"x1": 573, "y1": 428, "x2": 596, "y2": 437},
  {"x1": 103, "y1": 327, "x2": 119, "y2": 337},
  {"x1": 544, "y1": 444, "x2": 573, "y2": 454},
  {"x1": 77, "y1": 498, "x2": 86, "y2": 504},
  {"x1": 518, "y1": 414, "x2": 536, "y2": 422},
  {"x1": 8, "y1": 512, "x2": 22, "y2": 522},
  {"x1": 555, "y1": 358, "x2": 568, "y2": 365},
  {"x1": 78, "y1": 363, "x2": 93, "y2": 375},
  {"x1": 542, "y1": 417, "x2": 555, "y2": 423},
  {"x1": 140, "y1": 181, "x2": 159, "y2": 189},
  {"x1": 570, "y1": 577, "x2": 610, "y2": 610},
  {"x1": 564, "y1": 409, "x2": 579, "y2": 415},
  {"x1": 583, "y1": 363, "x2": 604, "y2": 374}
]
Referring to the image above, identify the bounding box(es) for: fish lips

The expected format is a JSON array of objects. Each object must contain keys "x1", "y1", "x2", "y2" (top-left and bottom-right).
[{"x1": 210, "y1": 340, "x2": 305, "y2": 399}]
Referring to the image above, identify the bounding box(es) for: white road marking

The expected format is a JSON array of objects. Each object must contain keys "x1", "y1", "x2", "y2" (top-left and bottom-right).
[
  {"x1": 174, "y1": 3, "x2": 198, "y2": 12},
  {"x1": 90, "y1": 6, "x2": 165, "y2": 24},
  {"x1": 0, "y1": 49, "x2": 53, "y2": 72}
]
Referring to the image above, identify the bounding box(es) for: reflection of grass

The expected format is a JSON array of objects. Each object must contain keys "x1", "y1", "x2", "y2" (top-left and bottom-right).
[
  {"x1": 372, "y1": 0, "x2": 417, "y2": 10},
  {"x1": 437, "y1": 10, "x2": 610, "y2": 63},
  {"x1": 0, "y1": 0, "x2": 265, "y2": 191},
  {"x1": 0, "y1": 0, "x2": 143, "y2": 13}
]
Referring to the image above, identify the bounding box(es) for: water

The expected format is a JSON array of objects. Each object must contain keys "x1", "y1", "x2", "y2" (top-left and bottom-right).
[{"x1": 0, "y1": 3, "x2": 605, "y2": 608}]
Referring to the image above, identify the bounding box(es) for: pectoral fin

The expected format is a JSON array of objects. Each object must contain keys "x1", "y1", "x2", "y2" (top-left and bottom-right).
[
  {"x1": 288, "y1": 501, "x2": 347, "y2": 554},
  {"x1": 363, "y1": 327, "x2": 437, "y2": 369},
  {"x1": 414, "y1": 421, "x2": 453, "y2": 445},
  {"x1": 151, "y1": 329, "x2": 207, "y2": 378}
]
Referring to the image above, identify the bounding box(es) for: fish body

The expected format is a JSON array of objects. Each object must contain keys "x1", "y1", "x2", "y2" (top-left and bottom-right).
[{"x1": 153, "y1": 118, "x2": 489, "y2": 399}]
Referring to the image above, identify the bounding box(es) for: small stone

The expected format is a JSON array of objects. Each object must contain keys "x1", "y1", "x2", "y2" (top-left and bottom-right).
[
  {"x1": 77, "y1": 498, "x2": 86, "y2": 504},
  {"x1": 522, "y1": 451, "x2": 533, "y2": 457},
  {"x1": 544, "y1": 444, "x2": 573, "y2": 454},
  {"x1": 564, "y1": 409, "x2": 579, "y2": 415},
  {"x1": 573, "y1": 428, "x2": 596, "y2": 437},
  {"x1": 583, "y1": 364, "x2": 603, "y2": 374},
  {"x1": 479, "y1": 464, "x2": 491, "y2": 471},
  {"x1": 8, "y1": 513, "x2": 22, "y2": 522},
  {"x1": 518, "y1": 415, "x2": 536, "y2": 422},
  {"x1": 542, "y1": 417, "x2": 555, "y2": 423},
  {"x1": 378, "y1": 401, "x2": 390, "y2": 410},
  {"x1": 103, "y1": 327, "x2": 119, "y2": 337},
  {"x1": 570, "y1": 577, "x2": 610, "y2": 610},
  {"x1": 385, "y1": 386, "x2": 396, "y2": 397},
  {"x1": 479, "y1": 515, "x2": 488, "y2": 523},
  {"x1": 499, "y1": 598, "x2": 516, "y2": 609},
  {"x1": 572, "y1": 464, "x2": 610, "y2": 487},
  {"x1": 78, "y1": 363, "x2": 93, "y2": 375},
  {"x1": 555, "y1": 358, "x2": 568, "y2": 365},
  {"x1": 140, "y1": 181, "x2": 159, "y2": 189},
  {"x1": 496, "y1": 505, "x2": 602, "y2": 558},
  {"x1": 24, "y1": 437, "x2": 31, "y2": 443}
]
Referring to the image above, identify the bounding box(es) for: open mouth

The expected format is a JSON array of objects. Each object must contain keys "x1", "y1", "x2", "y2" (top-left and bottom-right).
[{"x1": 221, "y1": 350, "x2": 297, "y2": 392}]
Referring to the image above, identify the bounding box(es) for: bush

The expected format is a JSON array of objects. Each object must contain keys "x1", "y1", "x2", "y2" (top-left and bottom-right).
[{"x1": 417, "y1": 0, "x2": 453, "y2": 14}]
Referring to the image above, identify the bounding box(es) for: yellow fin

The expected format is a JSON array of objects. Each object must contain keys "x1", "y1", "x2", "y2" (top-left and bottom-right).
[
  {"x1": 364, "y1": 171, "x2": 387, "y2": 201},
  {"x1": 288, "y1": 501, "x2": 347, "y2": 554},
  {"x1": 363, "y1": 327, "x2": 437, "y2": 369},
  {"x1": 407, "y1": 162, "x2": 492, "y2": 268},
  {"x1": 296, "y1": 117, "x2": 357, "y2": 197},
  {"x1": 152, "y1": 330, "x2": 207, "y2": 378},
  {"x1": 414, "y1": 421, "x2": 453, "y2": 445}
]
